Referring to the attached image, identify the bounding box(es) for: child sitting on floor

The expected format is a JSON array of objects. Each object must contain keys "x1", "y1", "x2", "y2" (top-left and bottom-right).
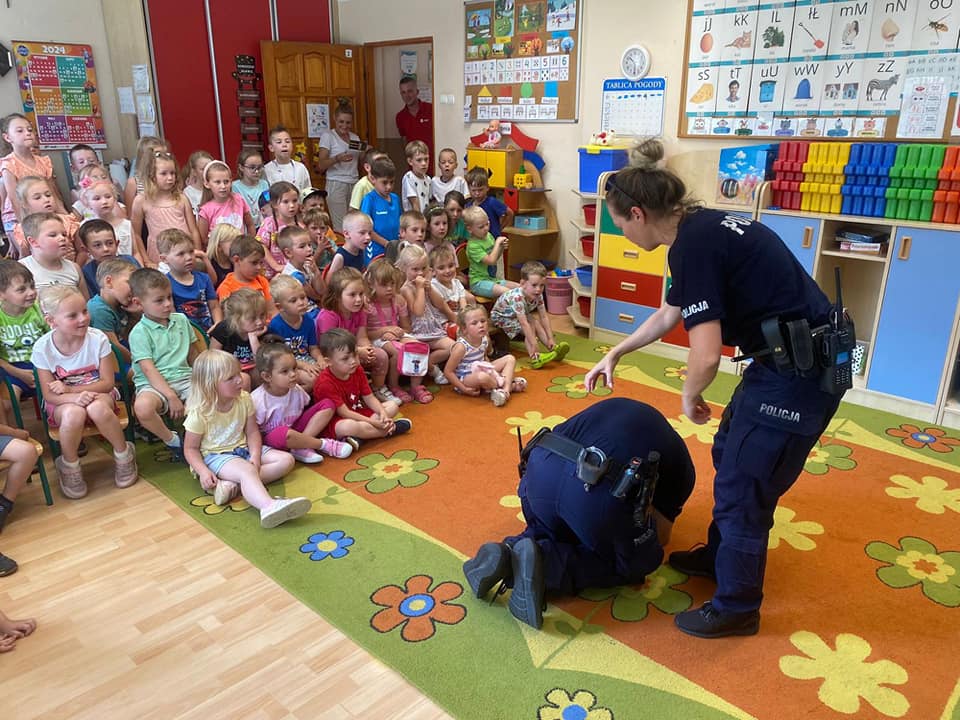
[
  {"x1": 251, "y1": 341, "x2": 353, "y2": 464},
  {"x1": 490, "y1": 261, "x2": 569, "y2": 369},
  {"x1": 444, "y1": 304, "x2": 525, "y2": 407},
  {"x1": 267, "y1": 275, "x2": 323, "y2": 390},
  {"x1": 209, "y1": 288, "x2": 269, "y2": 390},
  {"x1": 183, "y1": 348, "x2": 309, "y2": 528},
  {"x1": 364, "y1": 257, "x2": 419, "y2": 405},
  {"x1": 397, "y1": 244, "x2": 453, "y2": 395},
  {"x1": 313, "y1": 328, "x2": 410, "y2": 444},
  {"x1": 32, "y1": 286, "x2": 138, "y2": 496}
]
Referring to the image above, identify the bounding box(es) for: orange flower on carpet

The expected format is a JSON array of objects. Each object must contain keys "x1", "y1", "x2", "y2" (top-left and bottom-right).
[
  {"x1": 370, "y1": 574, "x2": 466, "y2": 642},
  {"x1": 885, "y1": 423, "x2": 960, "y2": 453}
]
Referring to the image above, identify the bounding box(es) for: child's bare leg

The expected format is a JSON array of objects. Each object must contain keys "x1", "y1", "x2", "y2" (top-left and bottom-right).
[
  {"x1": 53, "y1": 405, "x2": 88, "y2": 462},
  {"x1": 0, "y1": 439, "x2": 38, "y2": 502},
  {"x1": 493, "y1": 355, "x2": 517, "y2": 395},
  {"x1": 381, "y1": 400, "x2": 400, "y2": 418},
  {"x1": 429, "y1": 337, "x2": 453, "y2": 364},
  {"x1": 259, "y1": 448, "x2": 296, "y2": 484},
  {"x1": 335, "y1": 418, "x2": 388, "y2": 439},
  {"x1": 134, "y1": 394, "x2": 176, "y2": 443},
  {"x1": 529, "y1": 314, "x2": 552, "y2": 349},
  {"x1": 361, "y1": 346, "x2": 389, "y2": 388},
  {"x1": 217, "y1": 457, "x2": 273, "y2": 510},
  {"x1": 381, "y1": 343, "x2": 400, "y2": 388},
  {"x1": 0, "y1": 385, "x2": 21, "y2": 427},
  {"x1": 462, "y1": 372, "x2": 499, "y2": 393},
  {"x1": 87, "y1": 396, "x2": 128, "y2": 454},
  {"x1": 490, "y1": 283, "x2": 509, "y2": 298}
]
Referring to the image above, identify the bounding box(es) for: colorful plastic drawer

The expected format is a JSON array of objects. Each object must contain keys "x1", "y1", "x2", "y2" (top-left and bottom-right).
[
  {"x1": 597, "y1": 266, "x2": 663, "y2": 307},
  {"x1": 662, "y1": 322, "x2": 736, "y2": 357},
  {"x1": 594, "y1": 297, "x2": 656, "y2": 335},
  {"x1": 466, "y1": 147, "x2": 521, "y2": 189},
  {"x1": 598, "y1": 233, "x2": 667, "y2": 274}
]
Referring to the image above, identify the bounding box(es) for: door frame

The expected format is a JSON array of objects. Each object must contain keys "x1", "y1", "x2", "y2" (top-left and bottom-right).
[{"x1": 362, "y1": 37, "x2": 434, "y2": 152}]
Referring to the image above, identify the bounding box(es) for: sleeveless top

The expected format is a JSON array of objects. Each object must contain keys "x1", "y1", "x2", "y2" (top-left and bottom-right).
[
  {"x1": 402, "y1": 280, "x2": 447, "y2": 341},
  {"x1": 143, "y1": 198, "x2": 190, "y2": 263},
  {"x1": 454, "y1": 335, "x2": 488, "y2": 377}
]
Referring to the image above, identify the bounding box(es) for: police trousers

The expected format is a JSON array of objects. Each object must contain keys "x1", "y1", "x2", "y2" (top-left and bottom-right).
[
  {"x1": 706, "y1": 362, "x2": 842, "y2": 614},
  {"x1": 506, "y1": 448, "x2": 663, "y2": 595}
]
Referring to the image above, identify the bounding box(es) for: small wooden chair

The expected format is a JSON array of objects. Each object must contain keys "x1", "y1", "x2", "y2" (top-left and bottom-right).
[{"x1": 2, "y1": 379, "x2": 58, "y2": 506}]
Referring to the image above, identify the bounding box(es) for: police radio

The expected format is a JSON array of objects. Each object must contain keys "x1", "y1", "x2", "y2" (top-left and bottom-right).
[{"x1": 814, "y1": 267, "x2": 856, "y2": 395}]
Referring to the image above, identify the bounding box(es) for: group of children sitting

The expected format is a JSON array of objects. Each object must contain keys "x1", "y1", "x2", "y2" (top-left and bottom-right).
[{"x1": 0, "y1": 114, "x2": 570, "y2": 540}]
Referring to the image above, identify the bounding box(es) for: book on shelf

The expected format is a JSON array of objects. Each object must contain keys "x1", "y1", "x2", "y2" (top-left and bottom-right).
[{"x1": 838, "y1": 240, "x2": 886, "y2": 255}]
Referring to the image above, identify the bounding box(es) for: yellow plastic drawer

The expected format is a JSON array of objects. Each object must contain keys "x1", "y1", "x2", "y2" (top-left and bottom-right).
[
  {"x1": 597, "y1": 232, "x2": 666, "y2": 275},
  {"x1": 465, "y1": 148, "x2": 520, "y2": 189}
]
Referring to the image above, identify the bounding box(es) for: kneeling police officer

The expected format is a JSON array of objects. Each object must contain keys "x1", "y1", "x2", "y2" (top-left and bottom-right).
[{"x1": 462, "y1": 397, "x2": 696, "y2": 629}]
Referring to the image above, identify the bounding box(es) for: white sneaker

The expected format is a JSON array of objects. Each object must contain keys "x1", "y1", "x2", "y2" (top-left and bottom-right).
[
  {"x1": 260, "y1": 497, "x2": 312, "y2": 528},
  {"x1": 491, "y1": 388, "x2": 509, "y2": 407},
  {"x1": 431, "y1": 365, "x2": 450, "y2": 385},
  {"x1": 374, "y1": 386, "x2": 402, "y2": 405},
  {"x1": 291, "y1": 448, "x2": 324, "y2": 464},
  {"x1": 213, "y1": 480, "x2": 239, "y2": 506}
]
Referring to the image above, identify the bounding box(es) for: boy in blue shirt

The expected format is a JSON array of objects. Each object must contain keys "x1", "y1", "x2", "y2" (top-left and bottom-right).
[
  {"x1": 158, "y1": 228, "x2": 221, "y2": 332},
  {"x1": 360, "y1": 156, "x2": 401, "y2": 265},
  {"x1": 78, "y1": 220, "x2": 140, "y2": 297},
  {"x1": 87, "y1": 257, "x2": 138, "y2": 366},
  {"x1": 466, "y1": 166, "x2": 513, "y2": 238},
  {"x1": 267, "y1": 275, "x2": 323, "y2": 391}
]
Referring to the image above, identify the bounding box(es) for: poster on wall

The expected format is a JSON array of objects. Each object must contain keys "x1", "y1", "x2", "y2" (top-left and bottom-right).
[
  {"x1": 12, "y1": 40, "x2": 107, "y2": 149},
  {"x1": 463, "y1": 0, "x2": 581, "y2": 123},
  {"x1": 681, "y1": 0, "x2": 960, "y2": 141},
  {"x1": 306, "y1": 103, "x2": 330, "y2": 138}
]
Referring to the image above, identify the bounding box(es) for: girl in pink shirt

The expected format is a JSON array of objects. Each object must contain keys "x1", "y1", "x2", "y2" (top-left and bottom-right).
[
  {"x1": 197, "y1": 160, "x2": 254, "y2": 243},
  {"x1": 257, "y1": 181, "x2": 300, "y2": 278},
  {"x1": 1, "y1": 113, "x2": 66, "y2": 234},
  {"x1": 314, "y1": 267, "x2": 393, "y2": 403}
]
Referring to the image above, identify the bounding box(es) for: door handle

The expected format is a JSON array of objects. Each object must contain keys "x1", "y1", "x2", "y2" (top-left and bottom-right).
[
  {"x1": 619, "y1": 281, "x2": 637, "y2": 292},
  {"x1": 617, "y1": 313, "x2": 635, "y2": 323},
  {"x1": 898, "y1": 236, "x2": 912, "y2": 261},
  {"x1": 802, "y1": 226, "x2": 813, "y2": 249}
]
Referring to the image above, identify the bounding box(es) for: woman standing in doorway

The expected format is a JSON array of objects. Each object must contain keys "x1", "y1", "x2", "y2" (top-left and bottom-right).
[{"x1": 316, "y1": 101, "x2": 361, "y2": 232}]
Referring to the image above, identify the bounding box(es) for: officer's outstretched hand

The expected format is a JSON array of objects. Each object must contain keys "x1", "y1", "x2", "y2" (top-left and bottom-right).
[
  {"x1": 683, "y1": 393, "x2": 712, "y2": 425},
  {"x1": 585, "y1": 354, "x2": 617, "y2": 391}
]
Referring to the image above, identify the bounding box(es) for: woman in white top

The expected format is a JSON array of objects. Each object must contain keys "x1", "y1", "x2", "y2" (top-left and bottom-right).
[{"x1": 315, "y1": 101, "x2": 361, "y2": 233}]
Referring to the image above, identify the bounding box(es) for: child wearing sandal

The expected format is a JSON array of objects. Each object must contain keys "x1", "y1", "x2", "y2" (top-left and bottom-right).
[
  {"x1": 183, "y1": 348, "x2": 309, "y2": 528},
  {"x1": 444, "y1": 304, "x2": 526, "y2": 407},
  {"x1": 251, "y1": 341, "x2": 353, "y2": 464},
  {"x1": 31, "y1": 286, "x2": 138, "y2": 498},
  {"x1": 364, "y1": 257, "x2": 421, "y2": 405},
  {"x1": 396, "y1": 244, "x2": 453, "y2": 399}
]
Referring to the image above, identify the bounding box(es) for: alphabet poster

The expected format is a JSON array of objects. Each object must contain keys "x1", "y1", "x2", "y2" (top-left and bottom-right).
[
  {"x1": 682, "y1": 0, "x2": 960, "y2": 140},
  {"x1": 12, "y1": 40, "x2": 106, "y2": 149}
]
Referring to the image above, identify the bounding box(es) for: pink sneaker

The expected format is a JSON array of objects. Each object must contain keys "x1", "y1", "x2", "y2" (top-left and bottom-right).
[
  {"x1": 55, "y1": 457, "x2": 87, "y2": 499},
  {"x1": 114, "y1": 442, "x2": 139, "y2": 488},
  {"x1": 291, "y1": 448, "x2": 324, "y2": 464},
  {"x1": 320, "y1": 438, "x2": 353, "y2": 459}
]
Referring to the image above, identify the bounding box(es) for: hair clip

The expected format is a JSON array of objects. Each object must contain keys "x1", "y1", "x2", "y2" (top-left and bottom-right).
[{"x1": 79, "y1": 177, "x2": 94, "y2": 189}]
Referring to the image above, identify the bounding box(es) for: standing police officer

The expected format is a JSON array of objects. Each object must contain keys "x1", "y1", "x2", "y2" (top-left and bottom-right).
[
  {"x1": 462, "y1": 397, "x2": 696, "y2": 630},
  {"x1": 584, "y1": 139, "x2": 847, "y2": 638}
]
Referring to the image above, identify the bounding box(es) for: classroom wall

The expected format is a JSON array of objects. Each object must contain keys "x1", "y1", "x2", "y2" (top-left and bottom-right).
[
  {"x1": 0, "y1": 0, "x2": 127, "y2": 191},
  {"x1": 337, "y1": 0, "x2": 728, "y2": 266}
]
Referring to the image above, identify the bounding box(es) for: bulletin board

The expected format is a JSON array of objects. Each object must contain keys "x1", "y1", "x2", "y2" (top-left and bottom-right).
[
  {"x1": 678, "y1": 0, "x2": 960, "y2": 142},
  {"x1": 463, "y1": 0, "x2": 581, "y2": 123},
  {"x1": 12, "y1": 40, "x2": 107, "y2": 149}
]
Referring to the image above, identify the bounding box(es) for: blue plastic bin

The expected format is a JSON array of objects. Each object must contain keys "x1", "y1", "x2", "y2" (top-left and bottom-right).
[
  {"x1": 579, "y1": 147, "x2": 629, "y2": 194},
  {"x1": 575, "y1": 265, "x2": 593, "y2": 288}
]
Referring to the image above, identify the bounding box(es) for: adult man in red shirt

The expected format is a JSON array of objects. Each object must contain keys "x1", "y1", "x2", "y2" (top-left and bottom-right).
[{"x1": 395, "y1": 76, "x2": 435, "y2": 175}]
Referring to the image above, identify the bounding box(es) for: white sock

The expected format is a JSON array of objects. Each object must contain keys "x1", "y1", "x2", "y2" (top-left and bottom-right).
[
  {"x1": 62, "y1": 457, "x2": 80, "y2": 468},
  {"x1": 164, "y1": 434, "x2": 182, "y2": 447},
  {"x1": 114, "y1": 444, "x2": 133, "y2": 459}
]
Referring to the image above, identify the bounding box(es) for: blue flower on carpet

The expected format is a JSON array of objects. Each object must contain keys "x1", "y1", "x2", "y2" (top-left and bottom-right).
[
  {"x1": 300, "y1": 531, "x2": 354, "y2": 561},
  {"x1": 538, "y1": 688, "x2": 613, "y2": 720}
]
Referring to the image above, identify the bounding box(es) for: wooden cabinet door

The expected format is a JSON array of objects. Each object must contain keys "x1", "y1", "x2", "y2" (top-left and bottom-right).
[
  {"x1": 260, "y1": 42, "x2": 366, "y2": 188},
  {"x1": 868, "y1": 227, "x2": 960, "y2": 405},
  {"x1": 759, "y1": 213, "x2": 820, "y2": 276}
]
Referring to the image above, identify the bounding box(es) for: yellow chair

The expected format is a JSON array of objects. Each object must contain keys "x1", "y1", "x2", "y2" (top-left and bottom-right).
[{"x1": 1, "y1": 380, "x2": 59, "y2": 506}]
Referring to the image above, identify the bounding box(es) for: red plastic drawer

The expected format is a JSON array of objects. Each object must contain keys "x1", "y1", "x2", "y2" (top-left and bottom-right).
[{"x1": 597, "y1": 266, "x2": 662, "y2": 307}]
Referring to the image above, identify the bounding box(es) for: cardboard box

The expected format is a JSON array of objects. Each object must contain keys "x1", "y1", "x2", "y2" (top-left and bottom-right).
[{"x1": 716, "y1": 143, "x2": 778, "y2": 206}]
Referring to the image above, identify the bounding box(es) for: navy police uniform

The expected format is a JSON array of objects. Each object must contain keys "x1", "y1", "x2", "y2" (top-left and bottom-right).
[
  {"x1": 667, "y1": 209, "x2": 843, "y2": 614},
  {"x1": 506, "y1": 398, "x2": 695, "y2": 595}
]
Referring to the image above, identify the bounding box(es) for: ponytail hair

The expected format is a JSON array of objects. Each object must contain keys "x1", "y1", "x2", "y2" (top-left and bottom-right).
[{"x1": 604, "y1": 138, "x2": 700, "y2": 221}]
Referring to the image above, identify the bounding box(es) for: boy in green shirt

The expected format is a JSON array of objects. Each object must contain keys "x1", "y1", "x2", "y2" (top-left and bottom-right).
[
  {"x1": 0, "y1": 260, "x2": 48, "y2": 424},
  {"x1": 128, "y1": 268, "x2": 200, "y2": 460}
]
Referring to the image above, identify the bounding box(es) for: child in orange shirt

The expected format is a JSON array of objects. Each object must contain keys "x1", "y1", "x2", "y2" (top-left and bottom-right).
[{"x1": 216, "y1": 235, "x2": 272, "y2": 305}]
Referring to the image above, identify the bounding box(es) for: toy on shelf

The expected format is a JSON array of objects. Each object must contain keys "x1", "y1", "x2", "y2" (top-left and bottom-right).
[
  {"x1": 480, "y1": 119, "x2": 502, "y2": 148},
  {"x1": 933, "y1": 146, "x2": 960, "y2": 224},
  {"x1": 588, "y1": 130, "x2": 618, "y2": 146},
  {"x1": 513, "y1": 164, "x2": 534, "y2": 189}
]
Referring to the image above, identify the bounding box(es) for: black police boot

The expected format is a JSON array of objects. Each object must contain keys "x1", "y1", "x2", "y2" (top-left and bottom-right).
[
  {"x1": 463, "y1": 542, "x2": 512, "y2": 598},
  {"x1": 668, "y1": 544, "x2": 717, "y2": 581},
  {"x1": 508, "y1": 538, "x2": 545, "y2": 629},
  {"x1": 674, "y1": 601, "x2": 760, "y2": 638}
]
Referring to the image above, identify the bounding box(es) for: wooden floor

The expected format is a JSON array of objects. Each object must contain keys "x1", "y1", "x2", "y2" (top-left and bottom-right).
[{"x1": 0, "y1": 316, "x2": 587, "y2": 720}]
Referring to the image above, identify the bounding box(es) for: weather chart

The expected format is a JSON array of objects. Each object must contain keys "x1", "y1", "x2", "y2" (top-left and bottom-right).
[
  {"x1": 13, "y1": 41, "x2": 107, "y2": 149},
  {"x1": 682, "y1": 0, "x2": 960, "y2": 141}
]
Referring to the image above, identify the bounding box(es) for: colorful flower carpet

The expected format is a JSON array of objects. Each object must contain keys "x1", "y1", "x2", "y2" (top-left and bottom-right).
[{"x1": 139, "y1": 335, "x2": 960, "y2": 720}]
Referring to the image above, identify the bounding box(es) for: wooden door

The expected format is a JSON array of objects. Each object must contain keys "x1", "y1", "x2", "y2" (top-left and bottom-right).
[{"x1": 260, "y1": 41, "x2": 367, "y2": 189}]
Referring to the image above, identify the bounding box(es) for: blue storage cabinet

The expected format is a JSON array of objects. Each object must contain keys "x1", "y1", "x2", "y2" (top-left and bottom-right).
[
  {"x1": 594, "y1": 298, "x2": 656, "y2": 336},
  {"x1": 758, "y1": 212, "x2": 821, "y2": 276},
  {"x1": 867, "y1": 227, "x2": 960, "y2": 405}
]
